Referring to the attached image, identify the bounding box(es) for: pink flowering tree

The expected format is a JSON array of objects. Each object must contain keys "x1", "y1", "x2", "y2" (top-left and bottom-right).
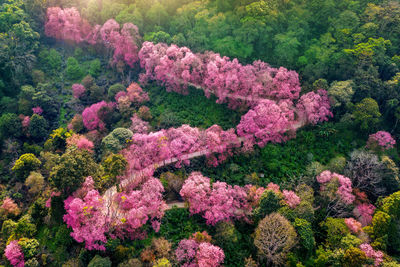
[
  {"x1": 72, "y1": 84, "x2": 86, "y2": 99},
  {"x1": 63, "y1": 189, "x2": 110, "y2": 251},
  {"x1": 317, "y1": 170, "x2": 356, "y2": 217},
  {"x1": 113, "y1": 178, "x2": 167, "y2": 239},
  {"x1": 367, "y1": 131, "x2": 396, "y2": 151},
  {"x1": 353, "y1": 203, "x2": 376, "y2": 226},
  {"x1": 4, "y1": 240, "x2": 24, "y2": 267},
  {"x1": 175, "y1": 236, "x2": 225, "y2": 267},
  {"x1": 129, "y1": 114, "x2": 150, "y2": 134},
  {"x1": 63, "y1": 177, "x2": 167, "y2": 250},
  {"x1": 82, "y1": 101, "x2": 114, "y2": 131},
  {"x1": 0, "y1": 197, "x2": 21, "y2": 216},
  {"x1": 32, "y1": 106, "x2": 43, "y2": 115},
  {"x1": 180, "y1": 172, "x2": 253, "y2": 225},
  {"x1": 345, "y1": 218, "x2": 362, "y2": 234},
  {"x1": 236, "y1": 99, "x2": 296, "y2": 147},
  {"x1": 45, "y1": 7, "x2": 90, "y2": 43},
  {"x1": 296, "y1": 90, "x2": 333, "y2": 125},
  {"x1": 317, "y1": 170, "x2": 355, "y2": 205},
  {"x1": 360, "y1": 243, "x2": 384, "y2": 266},
  {"x1": 282, "y1": 190, "x2": 301, "y2": 208}
]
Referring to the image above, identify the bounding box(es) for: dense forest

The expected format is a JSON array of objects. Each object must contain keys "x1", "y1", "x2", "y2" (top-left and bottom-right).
[{"x1": 0, "y1": 0, "x2": 400, "y2": 266}]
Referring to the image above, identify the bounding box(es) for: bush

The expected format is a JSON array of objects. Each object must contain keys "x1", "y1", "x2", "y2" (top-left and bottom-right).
[
  {"x1": 108, "y1": 83, "x2": 125, "y2": 99},
  {"x1": 101, "y1": 128, "x2": 133, "y2": 153},
  {"x1": 66, "y1": 57, "x2": 84, "y2": 80},
  {"x1": 25, "y1": 172, "x2": 44, "y2": 194},
  {"x1": 253, "y1": 190, "x2": 282, "y2": 222},
  {"x1": 12, "y1": 153, "x2": 41, "y2": 181},
  {"x1": 294, "y1": 218, "x2": 315, "y2": 256},
  {"x1": 29, "y1": 114, "x2": 49, "y2": 141},
  {"x1": 87, "y1": 255, "x2": 111, "y2": 267},
  {"x1": 0, "y1": 113, "x2": 22, "y2": 140},
  {"x1": 88, "y1": 59, "x2": 101, "y2": 77},
  {"x1": 320, "y1": 218, "x2": 350, "y2": 248}
]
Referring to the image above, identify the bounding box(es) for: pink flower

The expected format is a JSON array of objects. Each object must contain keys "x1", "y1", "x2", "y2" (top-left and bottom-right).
[
  {"x1": 317, "y1": 170, "x2": 333, "y2": 184},
  {"x1": 345, "y1": 218, "x2": 362, "y2": 233},
  {"x1": 1, "y1": 197, "x2": 20, "y2": 216},
  {"x1": 360, "y1": 243, "x2": 384, "y2": 266},
  {"x1": 72, "y1": 84, "x2": 86, "y2": 99},
  {"x1": 32, "y1": 106, "x2": 43, "y2": 115},
  {"x1": 367, "y1": 131, "x2": 396, "y2": 150},
  {"x1": 353, "y1": 203, "x2": 376, "y2": 226},
  {"x1": 266, "y1": 182, "x2": 281, "y2": 194},
  {"x1": 22, "y1": 116, "x2": 30, "y2": 129},
  {"x1": 4, "y1": 240, "x2": 24, "y2": 267},
  {"x1": 282, "y1": 190, "x2": 301, "y2": 208},
  {"x1": 76, "y1": 137, "x2": 94, "y2": 152}
]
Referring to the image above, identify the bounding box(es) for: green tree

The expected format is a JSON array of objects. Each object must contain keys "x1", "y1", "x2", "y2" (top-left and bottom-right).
[
  {"x1": 28, "y1": 114, "x2": 49, "y2": 141},
  {"x1": 50, "y1": 149, "x2": 100, "y2": 195},
  {"x1": 66, "y1": 57, "x2": 84, "y2": 80},
  {"x1": 12, "y1": 153, "x2": 41, "y2": 181},
  {"x1": 294, "y1": 218, "x2": 315, "y2": 257},
  {"x1": 352, "y1": 97, "x2": 381, "y2": 131},
  {"x1": 0, "y1": 113, "x2": 22, "y2": 140},
  {"x1": 108, "y1": 83, "x2": 125, "y2": 100},
  {"x1": 88, "y1": 59, "x2": 101, "y2": 78},
  {"x1": 88, "y1": 255, "x2": 111, "y2": 267}
]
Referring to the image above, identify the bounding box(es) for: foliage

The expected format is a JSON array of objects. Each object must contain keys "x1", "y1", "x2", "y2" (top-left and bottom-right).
[
  {"x1": 12, "y1": 153, "x2": 41, "y2": 181},
  {"x1": 25, "y1": 172, "x2": 44, "y2": 195},
  {"x1": 254, "y1": 213, "x2": 297, "y2": 266},
  {"x1": 50, "y1": 149, "x2": 100, "y2": 195}
]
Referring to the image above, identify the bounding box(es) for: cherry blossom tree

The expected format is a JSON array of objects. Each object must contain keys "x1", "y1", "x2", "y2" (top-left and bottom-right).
[
  {"x1": 353, "y1": 203, "x2": 376, "y2": 226},
  {"x1": 282, "y1": 190, "x2": 301, "y2": 208},
  {"x1": 345, "y1": 218, "x2": 362, "y2": 233},
  {"x1": 317, "y1": 170, "x2": 355, "y2": 205},
  {"x1": 180, "y1": 172, "x2": 253, "y2": 225},
  {"x1": 72, "y1": 84, "x2": 86, "y2": 99},
  {"x1": 367, "y1": 131, "x2": 396, "y2": 150},
  {"x1": 82, "y1": 101, "x2": 114, "y2": 131},
  {"x1": 45, "y1": 7, "x2": 90, "y2": 43},
  {"x1": 0, "y1": 197, "x2": 21, "y2": 216},
  {"x1": 175, "y1": 235, "x2": 225, "y2": 267},
  {"x1": 32, "y1": 106, "x2": 43, "y2": 115},
  {"x1": 4, "y1": 240, "x2": 24, "y2": 267},
  {"x1": 359, "y1": 243, "x2": 384, "y2": 266},
  {"x1": 296, "y1": 90, "x2": 333, "y2": 124}
]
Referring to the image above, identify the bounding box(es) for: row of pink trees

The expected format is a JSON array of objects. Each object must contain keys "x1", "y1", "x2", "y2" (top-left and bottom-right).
[
  {"x1": 180, "y1": 172, "x2": 301, "y2": 225},
  {"x1": 45, "y1": 7, "x2": 140, "y2": 67}
]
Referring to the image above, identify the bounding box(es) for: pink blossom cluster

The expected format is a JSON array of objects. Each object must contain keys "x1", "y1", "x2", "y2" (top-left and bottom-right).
[
  {"x1": 175, "y1": 237, "x2": 225, "y2": 267},
  {"x1": 115, "y1": 83, "x2": 149, "y2": 105},
  {"x1": 282, "y1": 190, "x2": 301, "y2": 208},
  {"x1": 45, "y1": 8, "x2": 140, "y2": 67},
  {"x1": 296, "y1": 90, "x2": 333, "y2": 124},
  {"x1": 139, "y1": 42, "x2": 301, "y2": 108},
  {"x1": 180, "y1": 172, "x2": 253, "y2": 225},
  {"x1": 21, "y1": 116, "x2": 30, "y2": 129},
  {"x1": 32, "y1": 106, "x2": 43, "y2": 115},
  {"x1": 123, "y1": 124, "x2": 240, "y2": 173},
  {"x1": 317, "y1": 170, "x2": 355, "y2": 204},
  {"x1": 66, "y1": 133, "x2": 94, "y2": 152},
  {"x1": 236, "y1": 99, "x2": 296, "y2": 146},
  {"x1": 63, "y1": 177, "x2": 167, "y2": 250},
  {"x1": 63, "y1": 189, "x2": 109, "y2": 250},
  {"x1": 129, "y1": 114, "x2": 150, "y2": 134},
  {"x1": 82, "y1": 101, "x2": 115, "y2": 131},
  {"x1": 353, "y1": 203, "x2": 376, "y2": 226},
  {"x1": 72, "y1": 84, "x2": 86, "y2": 99},
  {"x1": 4, "y1": 240, "x2": 24, "y2": 267},
  {"x1": 367, "y1": 131, "x2": 396, "y2": 150},
  {"x1": 114, "y1": 178, "x2": 167, "y2": 238},
  {"x1": 345, "y1": 218, "x2": 362, "y2": 233},
  {"x1": 45, "y1": 7, "x2": 91, "y2": 42},
  {"x1": 360, "y1": 243, "x2": 384, "y2": 266},
  {"x1": 0, "y1": 197, "x2": 20, "y2": 216},
  {"x1": 265, "y1": 182, "x2": 301, "y2": 208}
]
